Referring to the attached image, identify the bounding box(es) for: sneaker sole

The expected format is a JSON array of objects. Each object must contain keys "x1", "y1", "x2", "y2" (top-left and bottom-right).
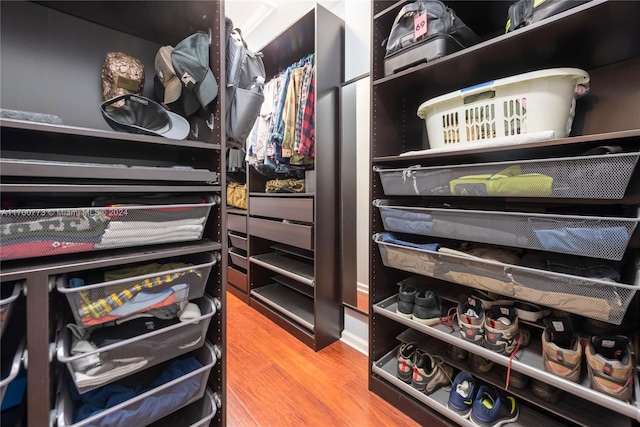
[
  {"x1": 397, "y1": 371, "x2": 413, "y2": 383},
  {"x1": 395, "y1": 309, "x2": 413, "y2": 318},
  {"x1": 470, "y1": 411, "x2": 519, "y2": 427},
  {"x1": 412, "y1": 315, "x2": 441, "y2": 326},
  {"x1": 446, "y1": 403, "x2": 472, "y2": 419}
]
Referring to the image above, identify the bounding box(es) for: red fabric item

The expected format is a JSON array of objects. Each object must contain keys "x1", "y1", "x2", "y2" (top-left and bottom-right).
[
  {"x1": 79, "y1": 293, "x2": 177, "y2": 326},
  {"x1": 0, "y1": 241, "x2": 94, "y2": 260}
]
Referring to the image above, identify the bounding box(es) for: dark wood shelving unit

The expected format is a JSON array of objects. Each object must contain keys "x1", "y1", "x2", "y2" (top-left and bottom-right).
[
  {"x1": 0, "y1": 2, "x2": 227, "y2": 426},
  {"x1": 245, "y1": 5, "x2": 344, "y2": 351},
  {"x1": 369, "y1": 1, "x2": 640, "y2": 426}
]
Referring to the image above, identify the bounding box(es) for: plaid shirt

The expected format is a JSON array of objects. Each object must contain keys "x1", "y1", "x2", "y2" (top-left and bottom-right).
[
  {"x1": 298, "y1": 64, "x2": 315, "y2": 158},
  {"x1": 295, "y1": 60, "x2": 314, "y2": 151}
]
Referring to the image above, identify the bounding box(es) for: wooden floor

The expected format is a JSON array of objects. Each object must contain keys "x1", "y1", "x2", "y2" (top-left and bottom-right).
[{"x1": 226, "y1": 291, "x2": 420, "y2": 427}]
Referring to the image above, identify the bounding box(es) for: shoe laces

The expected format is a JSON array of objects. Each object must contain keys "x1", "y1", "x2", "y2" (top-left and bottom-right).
[
  {"x1": 439, "y1": 306, "x2": 458, "y2": 333},
  {"x1": 433, "y1": 355, "x2": 454, "y2": 391}
]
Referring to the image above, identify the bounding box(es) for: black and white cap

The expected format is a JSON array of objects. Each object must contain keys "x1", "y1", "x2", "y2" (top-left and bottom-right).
[{"x1": 100, "y1": 93, "x2": 190, "y2": 140}]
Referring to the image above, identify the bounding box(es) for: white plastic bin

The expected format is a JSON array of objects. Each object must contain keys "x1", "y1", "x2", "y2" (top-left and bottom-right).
[{"x1": 417, "y1": 68, "x2": 590, "y2": 148}]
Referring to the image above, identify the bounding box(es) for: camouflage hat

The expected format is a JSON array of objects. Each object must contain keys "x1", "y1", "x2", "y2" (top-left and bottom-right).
[{"x1": 102, "y1": 52, "x2": 145, "y2": 107}]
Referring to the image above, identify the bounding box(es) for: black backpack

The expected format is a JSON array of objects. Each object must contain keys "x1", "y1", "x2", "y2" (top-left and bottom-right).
[{"x1": 225, "y1": 18, "x2": 266, "y2": 149}]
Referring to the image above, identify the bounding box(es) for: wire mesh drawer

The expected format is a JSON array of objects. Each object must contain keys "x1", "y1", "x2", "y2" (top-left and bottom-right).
[
  {"x1": 373, "y1": 233, "x2": 639, "y2": 324},
  {"x1": 375, "y1": 200, "x2": 640, "y2": 260},
  {"x1": 229, "y1": 247, "x2": 248, "y2": 270},
  {"x1": 374, "y1": 151, "x2": 639, "y2": 199},
  {"x1": 56, "y1": 342, "x2": 218, "y2": 427},
  {"x1": 0, "y1": 199, "x2": 216, "y2": 261},
  {"x1": 0, "y1": 339, "x2": 25, "y2": 409},
  {"x1": 57, "y1": 252, "x2": 217, "y2": 327},
  {"x1": 229, "y1": 232, "x2": 247, "y2": 251},
  {"x1": 0, "y1": 281, "x2": 22, "y2": 338},
  {"x1": 147, "y1": 388, "x2": 219, "y2": 427},
  {"x1": 56, "y1": 294, "x2": 218, "y2": 393}
]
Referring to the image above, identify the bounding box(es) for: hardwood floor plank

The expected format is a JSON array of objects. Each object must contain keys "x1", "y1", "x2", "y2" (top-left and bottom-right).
[
  {"x1": 226, "y1": 291, "x2": 420, "y2": 427},
  {"x1": 226, "y1": 386, "x2": 261, "y2": 427}
]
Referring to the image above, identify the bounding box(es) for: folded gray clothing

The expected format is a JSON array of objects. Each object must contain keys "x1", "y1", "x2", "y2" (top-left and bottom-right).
[
  {"x1": 99, "y1": 208, "x2": 209, "y2": 223},
  {"x1": 96, "y1": 231, "x2": 202, "y2": 248},
  {"x1": 1, "y1": 108, "x2": 63, "y2": 124},
  {"x1": 516, "y1": 251, "x2": 622, "y2": 282},
  {"x1": 67, "y1": 303, "x2": 182, "y2": 340},
  {"x1": 432, "y1": 217, "x2": 527, "y2": 247}
]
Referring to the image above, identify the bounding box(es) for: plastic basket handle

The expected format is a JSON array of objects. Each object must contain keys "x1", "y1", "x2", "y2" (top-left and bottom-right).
[{"x1": 460, "y1": 80, "x2": 495, "y2": 96}]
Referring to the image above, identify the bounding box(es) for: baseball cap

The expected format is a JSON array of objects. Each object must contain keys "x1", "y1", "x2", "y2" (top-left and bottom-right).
[
  {"x1": 171, "y1": 31, "x2": 218, "y2": 116},
  {"x1": 154, "y1": 46, "x2": 182, "y2": 104},
  {"x1": 100, "y1": 93, "x2": 190, "y2": 140}
]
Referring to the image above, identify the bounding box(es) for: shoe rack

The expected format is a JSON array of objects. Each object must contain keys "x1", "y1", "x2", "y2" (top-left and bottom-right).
[
  {"x1": 0, "y1": 2, "x2": 226, "y2": 425},
  {"x1": 368, "y1": 1, "x2": 640, "y2": 426}
]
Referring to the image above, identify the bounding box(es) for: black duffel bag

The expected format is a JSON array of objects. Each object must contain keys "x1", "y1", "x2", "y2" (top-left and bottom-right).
[
  {"x1": 383, "y1": 1, "x2": 480, "y2": 75},
  {"x1": 506, "y1": 0, "x2": 591, "y2": 32}
]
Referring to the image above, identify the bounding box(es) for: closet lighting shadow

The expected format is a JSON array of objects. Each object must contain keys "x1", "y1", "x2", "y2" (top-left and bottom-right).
[
  {"x1": 372, "y1": 347, "x2": 568, "y2": 427},
  {"x1": 250, "y1": 253, "x2": 314, "y2": 287},
  {"x1": 396, "y1": 328, "x2": 632, "y2": 427},
  {"x1": 251, "y1": 284, "x2": 314, "y2": 331},
  {"x1": 373, "y1": 295, "x2": 640, "y2": 420}
]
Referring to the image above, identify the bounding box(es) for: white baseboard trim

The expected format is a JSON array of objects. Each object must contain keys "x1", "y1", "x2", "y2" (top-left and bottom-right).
[
  {"x1": 357, "y1": 281, "x2": 369, "y2": 294},
  {"x1": 340, "y1": 330, "x2": 368, "y2": 356}
]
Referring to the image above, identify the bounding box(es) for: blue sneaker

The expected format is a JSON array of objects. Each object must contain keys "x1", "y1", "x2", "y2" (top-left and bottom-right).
[
  {"x1": 447, "y1": 370, "x2": 476, "y2": 418},
  {"x1": 470, "y1": 385, "x2": 519, "y2": 427}
]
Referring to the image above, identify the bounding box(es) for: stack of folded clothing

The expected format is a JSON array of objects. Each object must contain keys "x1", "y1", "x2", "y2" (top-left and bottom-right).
[{"x1": 92, "y1": 195, "x2": 209, "y2": 249}]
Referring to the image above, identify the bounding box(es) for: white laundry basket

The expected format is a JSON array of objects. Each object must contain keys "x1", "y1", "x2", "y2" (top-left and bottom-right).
[{"x1": 417, "y1": 68, "x2": 590, "y2": 149}]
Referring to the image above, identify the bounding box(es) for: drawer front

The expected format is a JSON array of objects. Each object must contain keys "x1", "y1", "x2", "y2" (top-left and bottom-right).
[
  {"x1": 228, "y1": 233, "x2": 248, "y2": 252},
  {"x1": 249, "y1": 217, "x2": 314, "y2": 250},
  {"x1": 250, "y1": 197, "x2": 313, "y2": 222},
  {"x1": 227, "y1": 266, "x2": 248, "y2": 292},
  {"x1": 227, "y1": 213, "x2": 247, "y2": 234}
]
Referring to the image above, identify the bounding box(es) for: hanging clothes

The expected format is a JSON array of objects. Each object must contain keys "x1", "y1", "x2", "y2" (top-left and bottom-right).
[
  {"x1": 294, "y1": 59, "x2": 314, "y2": 153},
  {"x1": 298, "y1": 63, "x2": 316, "y2": 158},
  {"x1": 282, "y1": 65, "x2": 305, "y2": 159}
]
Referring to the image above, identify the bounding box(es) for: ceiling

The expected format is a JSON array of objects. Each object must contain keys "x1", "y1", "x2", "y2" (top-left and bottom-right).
[{"x1": 225, "y1": 0, "x2": 342, "y2": 49}]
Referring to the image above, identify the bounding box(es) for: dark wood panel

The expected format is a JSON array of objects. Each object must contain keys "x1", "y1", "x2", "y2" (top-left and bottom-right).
[
  {"x1": 259, "y1": 8, "x2": 315, "y2": 78},
  {"x1": 227, "y1": 266, "x2": 248, "y2": 293},
  {"x1": 25, "y1": 274, "x2": 50, "y2": 427},
  {"x1": 250, "y1": 197, "x2": 313, "y2": 222},
  {"x1": 249, "y1": 217, "x2": 313, "y2": 251},
  {"x1": 227, "y1": 213, "x2": 247, "y2": 234},
  {"x1": 35, "y1": 1, "x2": 216, "y2": 45}
]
